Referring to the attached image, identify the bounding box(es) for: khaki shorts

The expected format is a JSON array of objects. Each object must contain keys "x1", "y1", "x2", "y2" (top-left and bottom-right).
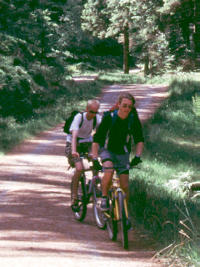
[{"x1": 65, "y1": 142, "x2": 92, "y2": 167}]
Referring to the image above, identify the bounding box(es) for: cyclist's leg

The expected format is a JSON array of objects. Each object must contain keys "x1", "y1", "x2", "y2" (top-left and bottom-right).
[
  {"x1": 119, "y1": 173, "x2": 129, "y2": 202},
  {"x1": 67, "y1": 142, "x2": 84, "y2": 206},
  {"x1": 117, "y1": 153, "x2": 132, "y2": 230},
  {"x1": 99, "y1": 149, "x2": 114, "y2": 210},
  {"x1": 101, "y1": 160, "x2": 113, "y2": 211},
  {"x1": 71, "y1": 142, "x2": 92, "y2": 205},
  {"x1": 102, "y1": 160, "x2": 114, "y2": 196},
  {"x1": 71, "y1": 160, "x2": 84, "y2": 201},
  {"x1": 116, "y1": 152, "x2": 130, "y2": 201},
  {"x1": 99, "y1": 148, "x2": 114, "y2": 196}
]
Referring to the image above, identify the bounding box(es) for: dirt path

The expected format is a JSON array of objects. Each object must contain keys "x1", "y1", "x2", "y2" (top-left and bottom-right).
[{"x1": 0, "y1": 82, "x2": 168, "y2": 267}]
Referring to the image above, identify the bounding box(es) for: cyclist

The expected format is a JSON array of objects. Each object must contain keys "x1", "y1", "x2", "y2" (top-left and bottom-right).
[
  {"x1": 65, "y1": 99, "x2": 102, "y2": 212},
  {"x1": 92, "y1": 93, "x2": 144, "y2": 216}
]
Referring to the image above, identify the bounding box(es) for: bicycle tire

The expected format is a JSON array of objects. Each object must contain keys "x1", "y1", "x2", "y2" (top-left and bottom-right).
[
  {"x1": 92, "y1": 177, "x2": 106, "y2": 229},
  {"x1": 118, "y1": 191, "x2": 128, "y2": 249},
  {"x1": 71, "y1": 176, "x2": 87, "y2": 221},
  {"x1": 106, "y1": 192, "x2": 117, "y2": 241}
]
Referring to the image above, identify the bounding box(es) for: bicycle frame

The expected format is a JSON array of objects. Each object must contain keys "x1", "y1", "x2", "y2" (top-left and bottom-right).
[
  {"x1": 103, "y1": 172, "x2": 130, "y2": 249},
  {"x1": 110, "y1": 177, "x2": 129, "y2": 222}
]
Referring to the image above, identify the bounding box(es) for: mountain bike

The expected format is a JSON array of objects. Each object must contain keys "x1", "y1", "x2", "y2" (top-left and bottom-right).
[
  {"x1": 103, "y1": 171, "x2": 130, "y2": 249},
  {"x1": 70, "y1": 153, "x2": 106, "y2": 229}
]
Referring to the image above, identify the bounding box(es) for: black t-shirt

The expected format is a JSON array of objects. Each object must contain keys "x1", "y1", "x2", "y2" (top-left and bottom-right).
[{"x1": 93, "y1": 109, "x2": 144, "y2": 154}]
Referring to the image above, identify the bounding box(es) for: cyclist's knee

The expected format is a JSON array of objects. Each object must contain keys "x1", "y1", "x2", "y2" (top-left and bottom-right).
[
  {"x1": 75, "y1": 161, "x2": 83, "y2": 172},
  {"x1": 120, "y1": 170, "x2": 129, "y2": 175},
  {"x1": 102, "y1": 160, "x2": 114, "y2": 173},
  {"x1": 75, "y1": 166, "x2": 84, "y2": 173},
  {"x1": 119, "y1": 174, "x2": 129, "y2": 189}
]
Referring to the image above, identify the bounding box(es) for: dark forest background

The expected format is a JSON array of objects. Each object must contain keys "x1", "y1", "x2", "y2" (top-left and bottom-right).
[{"x1": 0, "y1": 0, "x2": 200, "y2": 122}]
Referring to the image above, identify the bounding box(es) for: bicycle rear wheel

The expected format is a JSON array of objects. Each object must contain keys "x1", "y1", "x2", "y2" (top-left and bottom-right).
[
  {"x1": 93, "y1": 176, "x2": 106, "y2": 229},
  {"x1": 118, "y1": 191, "x2": 128, "y2": 249},
  {"x1": 71, "y1": 176, "x2": 87, "y2": 221},
  {"x1": 106, "y1": 193, "x2": 117, "y2": 241}
]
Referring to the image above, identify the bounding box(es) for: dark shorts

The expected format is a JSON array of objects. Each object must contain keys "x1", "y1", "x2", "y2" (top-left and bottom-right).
[
  {"x1": 65, "y1": 142, "x2": 92, "y2": 167},
  {"x1": 99, "y1": 148, "x2": 130, "y2": 175}
]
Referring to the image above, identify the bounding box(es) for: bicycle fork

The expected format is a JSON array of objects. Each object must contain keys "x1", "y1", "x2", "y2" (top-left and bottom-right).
[
  {"x1": 115, "y1": 188, "x2": 129, "y2": 221},
  {"x1": 103, "y1": 188, "x2": 128, "y2": 221}
]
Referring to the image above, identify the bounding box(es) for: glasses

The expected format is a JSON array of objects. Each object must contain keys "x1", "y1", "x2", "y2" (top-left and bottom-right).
[
  {"x1": 121, "y1": 104, "x2": 133, "y2": 109},
  {"x1": 89, "y1": 110, "x2": 98, "y2": 114}
]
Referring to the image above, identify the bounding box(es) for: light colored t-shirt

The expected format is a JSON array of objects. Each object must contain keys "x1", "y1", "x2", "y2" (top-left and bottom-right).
[{"x1": 66, "y1": 112, "x2": 102, "y2": 143}]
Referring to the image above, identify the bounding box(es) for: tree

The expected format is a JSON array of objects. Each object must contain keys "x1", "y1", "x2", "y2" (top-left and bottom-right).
[
  {"x1": 81, "y1": 0, "x2": 137, "y2": 73},
  {"x1": 131, "y1": 0, "x2": 171, "y2": 75},
  {"x1": 160, "y1": 0, "x2": 200, "y2": 69},
  {"x1": 82, "y1": 0, "x2": 171, "y2": 75}
]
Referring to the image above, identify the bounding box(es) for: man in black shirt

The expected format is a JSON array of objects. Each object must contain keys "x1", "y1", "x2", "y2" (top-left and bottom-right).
[{"x1": 92, "y1": 93, "x2": 144, "y2": 212}]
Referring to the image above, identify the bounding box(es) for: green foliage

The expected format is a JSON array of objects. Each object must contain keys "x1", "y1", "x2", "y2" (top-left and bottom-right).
[
  {"x1": 0, "y1": 1, "x2": 73, "y2": 123},
  {"x1": 145, "y1": 79, "x2": 200, "y2": 166},
  {"x1": 192, "y1": 93, "x2": 200, "y2": 117},
  {"x1": 129, "y1": 74, "x2": 200, "y2": 265},
  {"x1": 81, "y1": 0, "x2": 108, "y2": 38},
  {"x1": 0, "y1": 78, "x2": 102, "y2": 153},
  {"x1": 159, "y1": 0, "x2": 200, "y2": 69},
  {"x1": 81, "y1": 0, "x2": 174, "y2": 74}
]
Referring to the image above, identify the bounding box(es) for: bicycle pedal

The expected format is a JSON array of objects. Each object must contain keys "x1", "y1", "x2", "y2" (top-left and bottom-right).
[
  {"x1": 103, "y1": 212, "x2": 111, "y2": 219},
  {"x1": 102, "y1": 213, "x2": 109, "y2": 221}
]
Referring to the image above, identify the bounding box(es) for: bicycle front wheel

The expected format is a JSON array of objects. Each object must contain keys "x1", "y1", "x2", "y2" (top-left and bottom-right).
[
  {"x1": 118, "y1": 191, "x2": 128, "y2": 249},
  {"x1": 106, "y1": 193, "x2": 117, "y2": 241},
  {"x1": 93, "y1": 177, "x2": 106, "y2": 229},
  {"x1": 71, "y1": 176, "x2": 87, "y2": 221}
]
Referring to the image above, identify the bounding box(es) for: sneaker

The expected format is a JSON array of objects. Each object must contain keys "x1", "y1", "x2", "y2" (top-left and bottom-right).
[
  {"x1": 100, "y1": 197, "x2": 109, "y2": 211},
  {"x1": 71, "y1": 199, "x2": 80, "y2": 212},
  {"x1": 126, "y1": 217, "x2": 133, "y2": 231}
]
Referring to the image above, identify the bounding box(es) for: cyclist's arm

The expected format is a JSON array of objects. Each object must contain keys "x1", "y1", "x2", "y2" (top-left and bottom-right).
[
  {"x1": 93, "y1": 112, "x2": 111, "y2": 147},
  {"x1": 70, "y1": 113, "x2": 83, "y2": 157},
  {"x1": 92, "y1": 114, "x2": 110, "y2": 159},
  {"x1": 131, "y1": 109, "x2": 144, "y2": 157},
  {"x1": 71, "y1": 130, "x2": 79, "y2": 157},
  {"x1": 135, "y1": 141, "x2": 144, "y2": 157},
  {"x1": 91, "y1": 142, "x2": 99, "y2": 159},
  {"x1": 131, "y1": 109, "x2": 144, "y2": 143}
]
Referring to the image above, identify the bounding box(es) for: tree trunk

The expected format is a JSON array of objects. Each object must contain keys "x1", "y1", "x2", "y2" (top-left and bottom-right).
[
  {"x1": 144, "y1": 54, "x2": 150, "y2": 76},
  {"x1": 123, "y1": 25, "x2": 129, "y2": 74},
  {"x1": 194, "y1": 0, "x2": 200, "y2": 65}
]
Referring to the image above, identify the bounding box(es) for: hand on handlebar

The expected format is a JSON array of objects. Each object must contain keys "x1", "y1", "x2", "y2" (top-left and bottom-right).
[
  {"x1": 72, "y1": 151, "x2": 80, "y2": 158},
  {"x1": 130, "y1": 156, "x2": 142, "y2": 167}
]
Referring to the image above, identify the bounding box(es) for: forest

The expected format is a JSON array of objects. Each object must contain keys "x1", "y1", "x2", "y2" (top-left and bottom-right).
[{"x1": 0, "y1": 0, "x2": 200, "y2": 125}]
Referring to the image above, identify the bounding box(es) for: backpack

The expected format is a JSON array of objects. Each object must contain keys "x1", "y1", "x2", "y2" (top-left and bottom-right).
[{"x1": 63, "y1": 110, "x2": 97, "y2": 134}]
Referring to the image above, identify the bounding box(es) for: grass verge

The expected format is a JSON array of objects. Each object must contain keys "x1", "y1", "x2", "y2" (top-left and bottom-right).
[{"x1": 129, "y1": 75, "x2": 200, "y2": 266}]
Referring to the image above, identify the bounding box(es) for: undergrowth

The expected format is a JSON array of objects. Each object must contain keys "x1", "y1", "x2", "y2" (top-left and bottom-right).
[
  {"x1": 129, "y1": 75, "x2": 200, "y2": 266},
  {"x1": 0, "y1": 79, "x2": 102, "y2": 155}
]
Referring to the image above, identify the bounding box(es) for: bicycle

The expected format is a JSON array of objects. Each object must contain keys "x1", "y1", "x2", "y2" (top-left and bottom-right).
[
  {"x1": 102, "y1": 170, "x2": 130, "y2": 249},
  {"x1": 70, "y1": 153, "x2": 106, "y2": 229}
]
